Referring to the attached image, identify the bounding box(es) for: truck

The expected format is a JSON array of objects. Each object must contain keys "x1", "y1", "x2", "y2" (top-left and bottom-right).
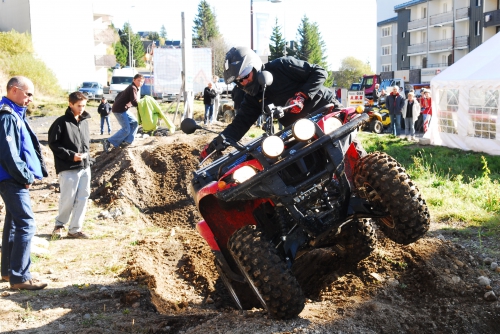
[{"x1": 105, "y1": 68, "x2": 138, "y2": 102}]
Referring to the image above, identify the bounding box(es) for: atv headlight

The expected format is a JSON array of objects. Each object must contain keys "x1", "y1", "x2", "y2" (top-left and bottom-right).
[
  {"x1": 292, "y1": 118, "x2": 315, "y2": 141},
  {"x1": 262, "y1": 135, "x2": 284, "y2": 158},
  {"x1": 323, "y1": 117, "x2": 343, "y2": 134},
  {"x1": 233, "y1": 165, "x2": 257, "y2": 183}
]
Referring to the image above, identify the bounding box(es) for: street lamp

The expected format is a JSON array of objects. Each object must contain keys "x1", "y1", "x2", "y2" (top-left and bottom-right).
[
  {"x1": 251, "y1": 0, "x2": 282, "y2": 51},
  {"x1": 128, "y1": 5, "x2": 135, "y2": 68}
]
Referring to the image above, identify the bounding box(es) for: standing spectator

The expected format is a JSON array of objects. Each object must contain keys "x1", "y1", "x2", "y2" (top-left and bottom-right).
[
  {"x1": 212, "y1": 76, "x2": 222, "y2": 123},
  {"x1": 386, "y1": 85, "x2": 405, "y2": 136},
  {"x1": 420, "y1": 89, "x2": 432, "y2": 132},
  {"x1": 48, "y1": 92, "x2": 92, "y2": 239},
  {"x1": 372, "y1": 83, "x2": 380, "y2": 105},
  {"x1": 203, "y1": 82, "x2": 216, "y2": 125},
  {"x1": 0, "y1": 76, "x2": 48, "y2": 290},
  {"x1": 97, "y1": 97, "x2": 112, "y2": 135},
  {"x1": 402, "y1": 91, "x2": 420, "y2": 141},
  {"x1": 103, "y1": 74, "x2": 144, "y2": 153}
]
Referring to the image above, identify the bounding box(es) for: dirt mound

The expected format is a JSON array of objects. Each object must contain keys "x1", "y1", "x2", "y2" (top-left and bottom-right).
[{"x1": 85, "y1": 132, "x2": 499, "y2": 333}]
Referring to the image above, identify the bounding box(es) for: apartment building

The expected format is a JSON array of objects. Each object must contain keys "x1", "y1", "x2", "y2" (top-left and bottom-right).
[
  {"x1": 0, "y1": 0, "x2": 116, "y2": 91},
  {"x1": 377, "y1": 0, "x2": 500, "y2": 82}
]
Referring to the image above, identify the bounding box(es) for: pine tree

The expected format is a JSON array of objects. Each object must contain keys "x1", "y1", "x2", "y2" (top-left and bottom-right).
[
  {"x1": 269, "y1": 18, "x2": 286, "y2": 61},
  {"x1": 192, "y1": 0, "x2": 220, "y2": 47},
  {"x1": 295, "y1": 15, "x2": 331, "y2": 85},
  {"x1": 114, "y1": 41, "x2": 128, "y2": 67},
  {"x1": 119, "y1": 22, "x2": 146, "y2": 67},
  {"x1": 159, "y1": 25, "x2": 167, "y2": 39}
]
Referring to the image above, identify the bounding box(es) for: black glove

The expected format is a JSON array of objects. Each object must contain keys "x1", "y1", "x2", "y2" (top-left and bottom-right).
[{"x1": 199, "y1": 141, "x2": 216, "y2": 161}]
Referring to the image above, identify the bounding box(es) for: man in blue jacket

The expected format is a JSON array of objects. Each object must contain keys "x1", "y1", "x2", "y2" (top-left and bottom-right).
[{"x1": 0, "y1": 76, "x2": 48, "y2": 290}]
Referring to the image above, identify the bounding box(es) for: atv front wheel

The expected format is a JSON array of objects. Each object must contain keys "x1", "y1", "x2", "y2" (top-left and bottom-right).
[
  {"x1": 215, "y1": 263, "x2": 260, "y2": 310},
  {"x1": 369, "y1": 120, "x2": 383, "y2": 134},
  {"x1": 228, "y1": 225, "x2": 305, "y2": 319},
  {"x1": 354, "y1": 152, "x2": 430, "y2": 245},
  {"x1": 331, "y1": 219, "x2": 377, "y2": 263}
]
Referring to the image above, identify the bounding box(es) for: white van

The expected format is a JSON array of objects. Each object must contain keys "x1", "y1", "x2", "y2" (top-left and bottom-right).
[{"x1": 105, "y1": 68, "x2": 138, "y2": 102}]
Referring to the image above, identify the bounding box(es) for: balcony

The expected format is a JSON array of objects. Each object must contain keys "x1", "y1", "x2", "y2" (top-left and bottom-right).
[
  {"x1": 456, "y1": 7, "x2": 470, "y2": 20},
  {"x1": 455, "y1": 35, "x2": 469, "y2": 48},
  {"x1": 430, "y1": 11, "x2": 453, "y2": 26},
  {"x1": 428, "y1": 63, "x2": 449, "y2": 68},
  {"x1": 429, "y1": 38, "x2": 452, "y2": 51},
  {"x1": 408, "y1": 43, "x2": 427, "y2": 54},
  {"x1": 484, "y1": 9, "x2": 500, "y2": 28},
  {"x1": 408, "y1": 18, "x2": 427, "y2": 30}
]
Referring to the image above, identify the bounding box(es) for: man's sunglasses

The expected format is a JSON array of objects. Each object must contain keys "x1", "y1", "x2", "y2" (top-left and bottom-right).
[
  {"x1": 235, "y1": 73, "x2": 251, "y2": 83},
  {"x1": 15, "y1": 86, "x2": 34, "y2": 98}
]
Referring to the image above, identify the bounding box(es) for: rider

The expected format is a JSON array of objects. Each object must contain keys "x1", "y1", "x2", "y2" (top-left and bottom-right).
[{"x1": 200, "y1": 46, "x2": 341, "y2": 160}]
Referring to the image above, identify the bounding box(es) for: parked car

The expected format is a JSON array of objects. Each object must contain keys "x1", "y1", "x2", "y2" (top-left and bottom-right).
[
  {"x1": 216, "y1": 77, "x2": 235, "y2": 95},
  {"x1": 79, "y1": 82, "x2": 103, "y2": 100}
]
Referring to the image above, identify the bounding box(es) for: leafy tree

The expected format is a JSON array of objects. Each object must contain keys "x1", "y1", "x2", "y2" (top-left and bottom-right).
[
  {"x1": 206, "y1": 36, "x2": 229, "y2": 78},
  {"x1": 159, "y1": 24, "x2": 167, "y2": 39},
  {"x1": 119, "y1": 22, "x2": 145, "y2": 67},
  {"x1": 295, "y1": 16, "x2": 332, "y2": 86},
  {"x1": 269, "y1": 18, "x2": 286, "y2": 61},
  {"x1": 114, "y1": 41, "x2": 128, "y2": 67},
  {"x1": 333, "y1": 56, "x2": 374, "y2": 89},
  {"x1": 148, "y1": 31, "x2": 160, "y2": 41},
  {"x1": 192, "y1": 0, "x2": 220, "y2": 47}
]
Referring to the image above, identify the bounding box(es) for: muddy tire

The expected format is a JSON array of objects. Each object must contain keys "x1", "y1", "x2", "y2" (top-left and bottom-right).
[
  {"x1": 224, "y1": 110, "x2": 235, "y2": 123},
  {"x1": 228, "y1": 225, "x2": 305, "y2": 319},
  {"x1": 369, "y1": 120, "x2": 383, "y2": 134},
  {"x1": 215, "y1": 263, "x2": 261, "y2": 310},
  {"x1": 353, "y1": 152, "x2": 430, "y2": 245},
  {"x1": 331, "y1": 219, "x2": 377, "y2": 264}
]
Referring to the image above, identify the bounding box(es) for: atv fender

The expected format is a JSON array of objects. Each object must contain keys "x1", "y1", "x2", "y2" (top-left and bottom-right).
[{"x1": 196, "y1": 220, "x2": 220, "y2": 251}]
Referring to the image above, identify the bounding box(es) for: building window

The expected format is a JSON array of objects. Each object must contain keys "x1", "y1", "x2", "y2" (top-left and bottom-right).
[
  {"x1": 441, "y1": 55, "x2": 448, "y2": 65},
  {"x1": 382, "y1": 45, "x2": 391, "y2": 55},
  {"x1": 443, "y1": 3, "x2": 448, "y2": 12},
  {"x1": 422, "y1": 31, "x2": 427, "y2": 43},
  {"x1": 382, "y1": 64, "x2": 392, "y2": 72},
  {"x1": 402, "y1": 55, "x2": 405, "y2": 61},
  {"x1": 475, "y1": 21, "x2": 481, "y2": 35},
  {"x1": 442, "y1": 29, "x2": 448, "y2": 39},
  {"x1": 382, "y1": 26, "x2": 391, "y2": 37},
  {"x1": 402, "y1": 32, "x2": 406, "y2": 38},
  {"x1": 422, "y1": 7, "x2": 427, "y2": 19},
  {"x1": 476, "y1": 0, "x2": 481, "y2": 6}
]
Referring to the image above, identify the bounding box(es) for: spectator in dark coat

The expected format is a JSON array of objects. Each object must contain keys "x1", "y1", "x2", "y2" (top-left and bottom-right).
[
  {"x1": 386, "y1": 85, "x2": 405, "y2": 136},
  {"x1": 203, "y1": 82, "x2": 217, "y2": 125},
  {"x1": 97, "y1": 97, "x2": 112, "y2": 135}
]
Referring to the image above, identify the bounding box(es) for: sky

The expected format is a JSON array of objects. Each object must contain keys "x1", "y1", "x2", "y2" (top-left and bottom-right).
[{"x1": 94, "y1": 0, "x2": 384, "y2": 72}]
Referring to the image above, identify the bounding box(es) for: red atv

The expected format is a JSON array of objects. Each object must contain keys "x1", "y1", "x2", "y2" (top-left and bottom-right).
[{"x1": 181, "y1": 71, "x2": 430, "y2": 319}]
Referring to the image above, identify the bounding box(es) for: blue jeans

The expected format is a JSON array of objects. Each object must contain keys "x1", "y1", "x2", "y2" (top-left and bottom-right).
[
  {"x1": 404, "y1": 117, "x2": 415, "y2": 136},
  {"x1": 0, "y1": 179, "x2": 36, "y2": 284},
  {"x1": 204, "y1": 104, "x2": 213, "y2": 124},
  {"x1": 108, "y1": 110, "x2": 138, "y2": 147},
  {"x1": 389, "y1": 113, "x2": 402, "y2": 136},
  {"x1": 100, "y1": 116, "x2": 111, "y2": 134}
]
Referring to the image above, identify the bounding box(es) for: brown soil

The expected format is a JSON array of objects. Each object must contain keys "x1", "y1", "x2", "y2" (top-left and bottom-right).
[{"x1": 0, "y1": 106, "x2": 499, "y2": 333}]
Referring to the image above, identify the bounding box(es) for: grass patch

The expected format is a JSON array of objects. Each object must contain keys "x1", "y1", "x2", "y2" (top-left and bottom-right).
[{"x1": 358, "y1": 132, "x2": 500, "y2": 238}]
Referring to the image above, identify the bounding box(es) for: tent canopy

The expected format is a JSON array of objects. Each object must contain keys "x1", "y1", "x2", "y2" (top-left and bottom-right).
[{"x1": 427, "y1": 33, "x2": 500, "y2": 156}]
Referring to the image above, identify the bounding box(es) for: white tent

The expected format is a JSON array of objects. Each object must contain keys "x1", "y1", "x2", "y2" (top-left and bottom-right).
[{"x1": 426, "y1": 32, "x2": 500, "y2": 155}]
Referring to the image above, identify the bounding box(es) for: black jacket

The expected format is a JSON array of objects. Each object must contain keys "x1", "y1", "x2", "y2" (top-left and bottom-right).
[
  {"x1": 98, "y1": 102, "x2": 112, "y2": 117},
  {"x1": 221, "y1": 56, "x2": 337, "y2": 141},
  {"x1": 48, "y1": 108, "x2": 91, "y2": 174},
  {"x1": 112, "y1": 83, "x2": 140, "y2": 113},
  {"x1": 386, "y1": 93, "x2": 405, "y2": 115},
  {"x1": 231, "y1": 86, "x2": 245, "y2": 111},
  {"x1": 203, "y1": 87, "x2": 217, "y2": 105}
]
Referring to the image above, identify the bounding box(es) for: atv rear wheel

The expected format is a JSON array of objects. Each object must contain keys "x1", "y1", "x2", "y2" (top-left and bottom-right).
[
  {"x1": 215, "y1": 263, "x2": 260, "y2": 310},
  {"x1": 369, "y1": 120, "x2": 383, "y2": 134},
  {"x1": 224, "y1": 110, "x2": 235, "y2": 123},
  {"x1": 353, "y1": 152, "x2": 430, "y2": 245},
  {"x1": 228, "y1": 225, "x2": 305, "y2": 319},
  {"x1": 331, "y1": 219, "x2": 377, "y2": 263}
]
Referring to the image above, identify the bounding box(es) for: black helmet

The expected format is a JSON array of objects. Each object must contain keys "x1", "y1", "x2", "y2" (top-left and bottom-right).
[{"x1": 223, "y1": 46, "x2": 263, "y2": 96}]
